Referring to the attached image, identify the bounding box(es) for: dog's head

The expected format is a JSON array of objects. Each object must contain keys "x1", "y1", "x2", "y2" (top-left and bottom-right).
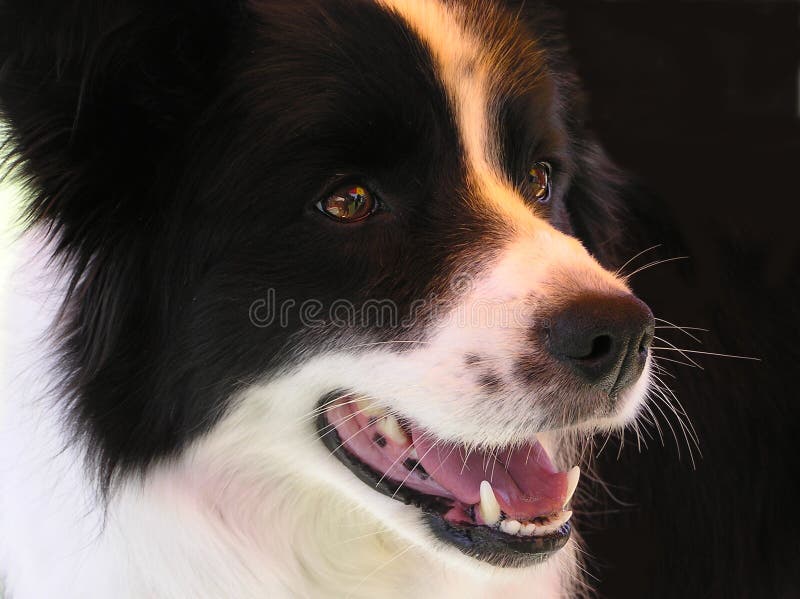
[{"x1": 1, "y1": 0, "x2": 653, "y2": 569}]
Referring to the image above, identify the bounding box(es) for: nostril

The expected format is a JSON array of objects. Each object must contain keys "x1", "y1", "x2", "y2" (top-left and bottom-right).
[
  {"x1": 582, "y1": 334, "x2": 613, "y2": 361},
  {"x1": 637, "y1": 323, "x2": 655, "y2": 355}
]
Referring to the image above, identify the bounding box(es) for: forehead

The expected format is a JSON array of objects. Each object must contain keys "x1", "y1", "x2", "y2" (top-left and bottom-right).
[
  {"x1": 376, "y1": 0, "x2": 564, "y2": 225},
  {"x1": 243, "y1": 0, "x2": 561, "y2": 193},
  {"x1": 376, "y1": 0, "x2": 553, "y2": 162}
]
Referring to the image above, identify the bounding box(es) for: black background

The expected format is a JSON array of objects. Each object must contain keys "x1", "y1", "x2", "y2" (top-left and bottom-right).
[{"x1": 564, "y1": 3, "x2": 799, "y2": 597}]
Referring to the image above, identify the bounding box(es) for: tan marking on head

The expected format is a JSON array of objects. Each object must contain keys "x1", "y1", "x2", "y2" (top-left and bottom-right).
[
  {"x1": 377, "y1": 0, "x2": 548, "y2": 235},
  {"x1": 378, "y1": 0, "x2": 629, "y2": 297}
]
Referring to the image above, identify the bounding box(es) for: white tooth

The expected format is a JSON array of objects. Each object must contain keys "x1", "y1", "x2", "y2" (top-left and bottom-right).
[
  {"x1": 478, "y1": 480, "x2": 502, "y2": 526},
  {"x1": 533, "y1": 521, "x2": 560, "y2": 536},
  {"x1": 500, "y1": 519, "x2": 521, "y2": 535},
  {"x1": 534, "y1": 511, "x2": 573, "y2": 537},
  {"x1": 564, "y1": 466, "x2": 581, "y2": 507},
  {"x1": 407, "y1": 446, "x2": 419, "y2": 460},
  {"x1": 356, "y1": 398, "x2": 385, "y2": 418},
  {"x1": 520, "y1": 522, "x2": 536, "y2": 536},
  {"x1": 377, "y1": 415, "x2": 408, "y2": 445}
]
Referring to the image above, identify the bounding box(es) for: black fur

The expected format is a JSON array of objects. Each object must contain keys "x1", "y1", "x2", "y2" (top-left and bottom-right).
[{"x1": 0, "y1": 0, "x2": 627, "y2": 494}]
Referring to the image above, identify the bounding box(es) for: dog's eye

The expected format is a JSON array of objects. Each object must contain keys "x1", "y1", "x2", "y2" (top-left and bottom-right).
[
  {"x1": 527, "y1": 161, "x2": 552, "y2": 203},
  {"x1": 317, "y1": 184, "x2": 377, "y2": 222}
]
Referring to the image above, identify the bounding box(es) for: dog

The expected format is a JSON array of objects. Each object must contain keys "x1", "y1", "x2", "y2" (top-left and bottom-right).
[{"x1": 0, "y1": 1, "x2": 656, "y2": 597}]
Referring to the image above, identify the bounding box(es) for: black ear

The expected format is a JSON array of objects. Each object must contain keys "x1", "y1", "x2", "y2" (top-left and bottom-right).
[
  {"x1": 0, "y1": 0, "x2": 246, "y2": 493},
  {"x1": 0, "y1": 0, "x2": 242, "y2": 253}
]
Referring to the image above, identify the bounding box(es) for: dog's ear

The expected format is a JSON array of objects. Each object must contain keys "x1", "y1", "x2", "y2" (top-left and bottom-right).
[{"x1": 0, "y1": 0, "x2": 243, "y2": 253}]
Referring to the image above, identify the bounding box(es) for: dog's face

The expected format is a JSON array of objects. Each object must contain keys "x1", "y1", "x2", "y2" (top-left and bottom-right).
[
  {"x1": 181, "y1": 0, "x2": 654, "y2": 568},
  {"x1": 2, "y1": 0, "x2": 653, "y2": 572}
]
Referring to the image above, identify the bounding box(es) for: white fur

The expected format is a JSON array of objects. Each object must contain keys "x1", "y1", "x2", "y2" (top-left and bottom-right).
[
  {"x1": 0, "y1": 221, "x2": 643, "y2": 598},
  {"x1": 0, "y1": 236, "x2": 574, "y2": 599}
]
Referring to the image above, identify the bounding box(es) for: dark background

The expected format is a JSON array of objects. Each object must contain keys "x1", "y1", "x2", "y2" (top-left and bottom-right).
[{"x1": 563, "y1": 2, "x2": 800, "y2": 598}]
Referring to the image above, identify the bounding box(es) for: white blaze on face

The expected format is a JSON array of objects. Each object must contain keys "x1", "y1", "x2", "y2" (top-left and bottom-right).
[{"x1": 343, "y1": 0, "x2": 644, "y2": 438}]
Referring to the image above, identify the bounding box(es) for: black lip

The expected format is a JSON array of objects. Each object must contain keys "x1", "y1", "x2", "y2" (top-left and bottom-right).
[{"x1": 315, "y1": 396, "x2": 571, "y2": 567}]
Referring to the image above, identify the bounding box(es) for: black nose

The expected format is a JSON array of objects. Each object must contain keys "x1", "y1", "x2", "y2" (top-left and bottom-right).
[{"x1": 546, "y1": 293, "x2": 655, "y2": 394}]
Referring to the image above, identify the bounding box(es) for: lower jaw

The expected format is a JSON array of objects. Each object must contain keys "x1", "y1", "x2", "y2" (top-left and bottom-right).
[
  {"x1": 316, "y1": 404, "x2": 572, "y2": 568},
  {"x1": 426, "y1": 514, "x2": 570, "y2": 568}
]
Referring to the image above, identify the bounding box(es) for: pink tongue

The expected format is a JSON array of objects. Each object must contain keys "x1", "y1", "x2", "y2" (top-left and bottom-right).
[{"x1": 411, "y1": 428, "x2": 568, "y2": 521}]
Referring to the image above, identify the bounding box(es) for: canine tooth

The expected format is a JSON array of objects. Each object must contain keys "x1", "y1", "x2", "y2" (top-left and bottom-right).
[
  {"x1": 356, "y1": 398, "x2": 384, "y2": 418},
  {"x1": 478, "y1": 480, "x2": 502, "y2": 526},
  {"x1": 377, "y1": 415, "x2": 408, "y2": 445},
  {"x1": 520, "y1": 522, "x2": 536, "y2": 536},
  {"x1": 564, "y1": 466, "x2": 580, "y2": 507},
  {"x1": 500, "y1": 519, "x2": 521, "y2": 535},
  {"x1": 407, "y1": 446, "x2": 419, "y2": 460}
]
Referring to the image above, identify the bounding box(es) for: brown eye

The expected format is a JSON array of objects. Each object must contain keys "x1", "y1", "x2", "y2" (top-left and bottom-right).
[
  {"x1": 527, "y1": 161, "x2": 552, "y2": 203},
  {"x1": 317, "y1": 184, "x2": 377, "y2": 222}
]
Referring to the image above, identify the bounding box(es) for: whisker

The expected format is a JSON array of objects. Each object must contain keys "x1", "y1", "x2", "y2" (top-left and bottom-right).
[
  {"x1": 334, "y1": 527, "x2": 392, "y2": 546},
  {"x1": 650, "y1": 373, "x2": 701, "y2": 451},
  {"x1": 651, "y1": 354, "x2": 698, "y2": 369},
  {"x1": 337, "y1": 340, "x2": 431, "y2": 352},
  {"x1": 295, "y1": 394, "x2": 361, "y2": 425},
  {"x1": 424, "y1": 444, "x2": 458, "y2": 480},
  {"x1": 653, "y1": 317, "x2": 705, "y2": 344},
  {"x1": 327, "y1": 417, "x2": 377, "y2": 455},
  {"x1": 655, "y1": 317, "x2": 708, "y2": 331},
  {"x1": 614, "y1": 243, "x2": 662, "y2": 277},
  {"x1": 649, "y1": 369, "x2": 701, "y2": 466},
  {"x1": 642, "y1": 402, "x2": 665, "y2": 446},
  {"x1": 373, "y1": 443, "x2": 416, "y2": 490},
  {"x1": 315, "y1": 404, "x2": 367, "y2": 437},
  {"x1": 578, "y1": 464, "x2": 636, "y2": 507},
  {"x1": 654, "y1": 336, "x2": 704, "y2": 369},
  {"x1": 651, "y1": 388, "x2": 696, "y2": 468},
  {"x1": 391, "y1": 439, "x2": 440, "y2": 499},
  {"x1": 650, "y1": 362, "x2": 677, "y2": 379},
  {"x1": 346, "y1": 543, "x2": 416, "y2": 599},
  {"x1": 460, "y1": 445, "x2": 475, "y2": 475},
  {"x1": 594, "y1": 430, "x2": 613, "y2": 459},
  {"x1": 631, "y1": 417, "x2": 645, "y2": 452},
  {"x1": 572, "y1": 557, "x2": 602, "y2": 584},
  {"x1": 616, "y1": 427, "x2": 626, "y2": 460},
  {"x1": 623, "y1": 255, "x2": 689, "y2": 280},
  {"x1": 651, "y1": 347, "x2": 761, "y2": 361},
  {"x1": 489, "y1": 446, "x2": 500, "y2": 483},
  {"x1": 633, "y1": 418, "x2": 647, "y2": 453},
  {"x1": 646, "y1": 386, "x2": 683, "y2": 460}
]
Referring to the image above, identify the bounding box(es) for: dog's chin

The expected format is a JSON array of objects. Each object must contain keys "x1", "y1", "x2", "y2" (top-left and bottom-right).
[{"x1": 315, "y1": 394, "x2": 579, "y2": 569}]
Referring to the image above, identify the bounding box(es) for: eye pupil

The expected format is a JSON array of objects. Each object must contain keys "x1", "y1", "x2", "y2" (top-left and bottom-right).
[
  {"x1": 319, "y1": 184, "x2": 376, "y2": 222},
  {"x1": 527, "y1": 161, "x2": 552, "y2": 203}
]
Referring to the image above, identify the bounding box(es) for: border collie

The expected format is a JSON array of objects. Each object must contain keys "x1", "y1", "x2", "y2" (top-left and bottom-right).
[{"x1": 0, "y1": 1, "x2": 655, "y2": 597}]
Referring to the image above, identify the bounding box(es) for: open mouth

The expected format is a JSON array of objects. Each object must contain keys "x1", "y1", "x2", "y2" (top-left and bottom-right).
[{"x1": 316, "y1": 393, "x2": 581, "y2": 567}]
